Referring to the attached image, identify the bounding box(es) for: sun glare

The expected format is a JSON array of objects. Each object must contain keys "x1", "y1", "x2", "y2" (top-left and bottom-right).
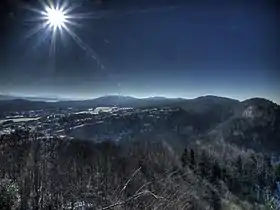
[
  {"x1": 25, "y1": 0, "x2": 103, "y2": 66},
  {"x1": 46, "y1": 8, "x2": 66, "y2": 29}
]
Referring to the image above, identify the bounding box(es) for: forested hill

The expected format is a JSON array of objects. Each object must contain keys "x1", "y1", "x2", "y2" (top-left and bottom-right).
[{"x1": 1, "y1": 132, "x2": 280, "y2": 209}]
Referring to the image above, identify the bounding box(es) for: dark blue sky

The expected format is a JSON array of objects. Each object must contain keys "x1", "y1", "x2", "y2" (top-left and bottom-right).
[{"x1": 0, "y1": 0, "x2": 279, "y2": 102}]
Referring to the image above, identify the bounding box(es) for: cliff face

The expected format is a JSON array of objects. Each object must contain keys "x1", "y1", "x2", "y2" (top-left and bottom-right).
[{"x1": 210, "y1": 98, "x2": 280, "y2": 154}]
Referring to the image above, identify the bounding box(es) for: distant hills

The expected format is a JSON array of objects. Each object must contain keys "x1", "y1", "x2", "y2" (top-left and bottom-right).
[
  {"x1": 0, "y1": 94, "x2": 277, "y2": 113},
  {"x1": 0, "y1": 94, "x2": 279, "y2": 154},
  {"x1": 0, "y1": 94, "x2": 239, "y2": 112}
]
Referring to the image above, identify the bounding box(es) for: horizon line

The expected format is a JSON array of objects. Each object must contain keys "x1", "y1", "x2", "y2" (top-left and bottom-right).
[{"x1": 1, "y1": 93, "x2": 279, "y2": 105}]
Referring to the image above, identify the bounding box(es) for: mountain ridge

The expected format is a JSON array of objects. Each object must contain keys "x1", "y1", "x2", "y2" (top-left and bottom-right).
[
  {"x1": 0, "y1": 94, "x2": 277, "y2": 112},
  {"x1": 1, "y1": 94, "x2": 278, "y2": 104}
]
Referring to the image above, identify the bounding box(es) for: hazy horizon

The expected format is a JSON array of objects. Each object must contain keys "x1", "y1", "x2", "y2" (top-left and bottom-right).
[{"x1": 1, "y1": 91, "x2": 279, "y2": 104}]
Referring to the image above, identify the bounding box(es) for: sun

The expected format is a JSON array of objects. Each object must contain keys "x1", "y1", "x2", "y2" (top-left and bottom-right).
[
  {"x1": 41, "y1": 3, "x2": 69, "y2": 32},
  {"x1": 25, "y1": 0, "x2": 103, "y2": 65},
  {"x1": 25, "y1": 0, "x2": 81, "y2": 54},
  {"x1": 45, "y1": 7, "x2": 67, "y2": 29}
]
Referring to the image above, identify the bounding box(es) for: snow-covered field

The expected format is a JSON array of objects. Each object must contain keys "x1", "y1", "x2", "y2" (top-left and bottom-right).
[{"x1": 0, "y1": 117, "x2": 40, "y2": 124}]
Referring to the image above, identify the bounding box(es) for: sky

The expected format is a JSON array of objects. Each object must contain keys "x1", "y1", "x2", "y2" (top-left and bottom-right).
[{"x1": 0, "y1": 0, "x2": 279, "y2": 102}]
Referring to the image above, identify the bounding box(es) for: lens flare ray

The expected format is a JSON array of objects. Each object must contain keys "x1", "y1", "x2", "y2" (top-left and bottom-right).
[{"x1": 25, "y1": 22, "x2": 49, "y2": 39}]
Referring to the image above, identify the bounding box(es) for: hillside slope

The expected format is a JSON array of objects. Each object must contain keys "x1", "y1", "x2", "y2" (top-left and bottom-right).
[{"x1": 210, "y1": 98, "x2": 280, "y2": 154}]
